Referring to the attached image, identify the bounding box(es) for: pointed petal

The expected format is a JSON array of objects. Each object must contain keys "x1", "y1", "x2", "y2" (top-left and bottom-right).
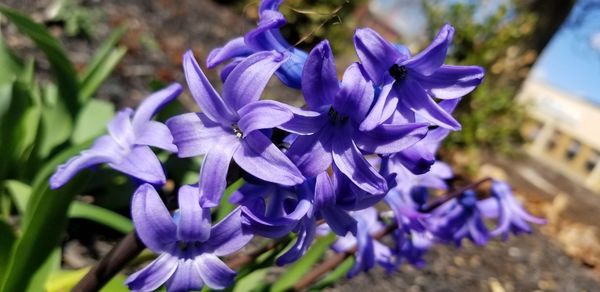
[
  {"x1": 166, "y1": 259, "x2": 204, "y2": 292},
  {"x1": 49, "y1": 136, "x2": 121, "y2": 189},
  {"x1": 333, "y1": 63, "x2": 374, "y2": 122},
  {"x1": 131, "y1": 83, "x2": 182, "y2": 130},
  {"x1": 110, "y1": 146, "x2": 166, "y2": 185},
  {"x1": 183, "y1": 50, "x2": 238, "y2": 123},
  {"x1": 416, "y1": 65, "x2": 484, "y2": 99},
  {"x1": 207, "y1": 37, "x2": 253, "y2": 68},
  {"x1": 125, "y1": 253, "x2": 178, "y2": 292},
  {"x1": 404, "y1": 24, "x2": 454, "y2": 76},
  {"x1": 107, "y1": 108, "x2": 135, "y2": 148},
  {"x1": 198, "y1": 142, "x2": 240, "y2": 208},
  {"x1": 322, "y1": 207, "x2": 357, "y2": 236},
  {"x1": 237, "y1": 100, "x2": 293, "y2": 135},
  {"x1": 286, "y1": 127, "x2": 333, "y2": 178},
  {"x1": 360, "y1": 79, "x2": 398, "y2": 131},
  {"x1": 222, "y1": 51, "x2": 288, "y2": 111},
  {"x1": 195, "y1": 254, "x2": 236, "y2": 290},
  {"x1": 259, "y1": 0, "x2": 283, "y2": 13},
  {"x1": 167, "y1": 113, "x2": 235, "y2": 158},
  {"x1": 347, "y1": 219, "x2": 375, "y2": 277},
  {"x1": 354, "y1": 28, "x2": 403, "y2": 85},
  {"x1": 131, "y1": 184, "x2": 177, "y2": 252},
  {"x1": 399, "y1": 78, "x2": 461, "y2": 130},
  {"x1": 277, "y1": 105, "x2": 326, "y2": 135},
  {"x1": 302, "y1": 40, "x2": 338, "y2": 110},
  {"x1": 245, "y1": 10, "x2": 287, "y2": 51},
  {"x1": 177, "y1": 185, "x2": 211, "y2": 242},
  {"x1": 234, "y1": 131, "x2": 305, "y2": 186},
  {"x1": 135, "y1": 121, "x2": 177, "y2": 152},
  {"x1": 276, "y1": 217, "x2": 316, "y2": 265},
  {"x1": 219, "y1": 57, "x2": 243, "y2": 82},
  {"x1": 207, "y1": 207, "x2": 253, "y2": 256},
  {"x1": 354, "y1": 123, "x2": 428, "y2": 154},
  {"x1": 332, "y1": 131, "x2": 387, "y2": 195},
  {"x1": 241, "y1": 198, "x2": 311, "y2": 238}
]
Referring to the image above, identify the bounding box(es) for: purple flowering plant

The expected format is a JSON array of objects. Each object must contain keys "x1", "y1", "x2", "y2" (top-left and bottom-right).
[{"x1": 48, "y1": 1, "x2": 546, "y2": 290}]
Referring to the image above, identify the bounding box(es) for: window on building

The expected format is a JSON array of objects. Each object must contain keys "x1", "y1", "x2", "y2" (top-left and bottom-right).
[
  {"x1": 586, "y1": 150, "x2": 600, "y2": 173},
  {"x1": 565, "y1": 139, "x2": 581, "y2": 161},
  {"x1": 546, "y1": 130, "x2": 560, "y2": 151}
]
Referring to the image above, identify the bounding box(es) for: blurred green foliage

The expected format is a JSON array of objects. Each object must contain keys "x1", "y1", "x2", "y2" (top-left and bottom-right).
[{"x1": 424, "y1": 1, "x2": 537, "y2": 154}]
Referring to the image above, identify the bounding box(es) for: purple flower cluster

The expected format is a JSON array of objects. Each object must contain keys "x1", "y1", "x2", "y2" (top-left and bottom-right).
[{"x1": 50, "y1": 0, "x2": 544, "y2": 290}]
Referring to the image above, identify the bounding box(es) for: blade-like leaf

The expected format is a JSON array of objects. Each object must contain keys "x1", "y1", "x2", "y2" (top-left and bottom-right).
[
  {"x1": 232, "y1": 268, "x2": 269, "y2": 292},
  {"x1": 216, "y1": 178, "x2": 245, "y2": 221},
  {"x1": 271, "y1": 233, "x2": 337, "y2": 292},
  {"x1": 0, "y1": 33, "x2": 22, "y2": 85},
  {"x1": 27, "y1": 248, "x2": 61, "y2": 292},
  {"x1": 68, "y1": 202, "x2": 132, "y2": 234},
  {"x1": 36, "y1": 84, "x2": 73, "y2": 158},
  {"x1": 80, "y1": 26, "x2": 126, "y2": 82},
  {"x1": 0, "y1": 6, "x2": 80, "y2": 115},
  {"x1": 79, "y1": 47, "x2": 126, "y2": 101},
  {"x1": 0, "y1": 219, "x2": 15, "y2": 275},
  {"x1": 310, "y1": 257, "x2": 354, "y2": 290},
  {"x1": 71, "y1": 99, "x2": 114, "y2": 144}
]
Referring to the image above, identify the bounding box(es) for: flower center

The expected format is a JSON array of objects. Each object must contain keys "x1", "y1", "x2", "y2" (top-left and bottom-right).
[
  {"x1": 389, "y1": 64, "x2": 408, "y2": 82},
  {"x1": 328, "y1": 107, "x2": 348, "y2": 125},
  {"x1": 232, "y1": 123, "x2": 244, "y2": 139}
]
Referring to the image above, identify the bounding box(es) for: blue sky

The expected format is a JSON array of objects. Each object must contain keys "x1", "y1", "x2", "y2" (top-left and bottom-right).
[{"x1": 531, "y1": 1, "x2": 600, "y2": 104}]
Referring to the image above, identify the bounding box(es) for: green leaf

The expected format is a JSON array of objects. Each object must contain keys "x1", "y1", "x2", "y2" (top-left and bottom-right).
[
  {"x1": 79, "y1": 47, "x2": 126, "y2": 102},
  {"x1": 80, "y1": 26, "x2": 126, "y2": 82},
  {"x1": 71, "y1": 99, "x2": 114, "y2": 144},
  {"x1": 310, "y1": 257, "x2": 354, "y2": 290},
  {"x1": 0, "y1": 6, "x2": 80, "y2": 116},
  {"x1": 36, "y1": 84, "x2": 73, "y2": 158},
  {"x1": 5, "y1": 179, "x2": 131, "y2": 233},
  {"x1": 271, "y1": 233, "x2": 337, "y2": 292},
  {"x1": 68, "y1": 202, "x2": 133, "y2": 234},
  {"x1": 232, "y1": 268, "x2": 269, "y2": 292},
  {"x1": 0, "y1": 219, "x2": 15, "y2": 275},
  {"x1": 45, "y1": 268, "x2": 129, "y2": 292},
  {"x1": 0, "y1": 33, "x2": 22, "y2": 85},
  {"x1": 28, "y1": 248, "x2": 61, "y2": 292}
]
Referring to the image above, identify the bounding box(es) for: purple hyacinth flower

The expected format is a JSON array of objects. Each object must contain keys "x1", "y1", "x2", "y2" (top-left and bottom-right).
[
  {"x1": 479, "y1": 181, "x2": 546, "y2": 238},
  {"x1": 283, "y1": 40, "x2": 428, "y2": 195},
  {"x1": 207, "y1": 0, "x2": 307, "y2": 88},
  {"x1": 354, "y1": 24, "x2": 484, "y2": 130},
  {"x1": 125, "y1": 184, "x2": 252, "y2": 291},
  {"x1": 428, "y1": 190, "x2": 490, "y2": 246},
  {"x1": 50, "y1": 84, "x2": 182, "y2": 189},
  {"x1": 167, "y1": 50, "x2": 305, "y2": 208},
  {"x1": 326, "y1": 208, "x2": 394, "y2": 277}
]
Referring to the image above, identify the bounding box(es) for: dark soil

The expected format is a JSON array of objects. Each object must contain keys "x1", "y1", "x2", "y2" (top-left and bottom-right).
[{"x1": 2, "y1": 0, "x2": 599, "y2": 291}]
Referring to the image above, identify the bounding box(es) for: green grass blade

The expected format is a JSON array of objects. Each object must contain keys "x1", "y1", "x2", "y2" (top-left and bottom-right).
[
  {"x1": 79, "y1": 47, "x2": 126, "y2": 101},
  {"x1": 68, "y1": 202, "x2": 132, "y2": 234}
]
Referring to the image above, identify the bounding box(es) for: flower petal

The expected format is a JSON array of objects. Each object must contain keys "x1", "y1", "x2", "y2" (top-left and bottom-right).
[
  {"x1": 219, "y1": 57, "x2": 243, "y2": 82},
  {"x1": 359, "y1": 79, "x2": 398, "y2": 131},
  {"x1": 302, "y1": 40, "x2": 339, "y2": 110},
  {"x1": 354, "y1": 28, "x2": 403, "y2": 85},
  {"x1": 177, "y1": 185, "x2": 211, "y2": 242},
  {"x1": 198, "y1": 141, "x2": 241, "y2": 208},
  {"x1": 49, "y1": 136, "x2": 121, "y2": 189},
  {"x1": 107, "y1": 108, "x2": 135, "y2": 148},
  {"x1": 207, "y1": 37, "x2": 253, "y2": 68},
  {"x1": 207, "y1": 207, "x2": 253, "y2": 256},
  {"x1": 125, "y1": 253, "x2": 178, "y2": 292},
  {"x1": 276, "y1": 217, "x2": 316, "y2": 266},
  {"x1": 416, "y1": 65, "x2": 484, "y2": 99},
  {"x1": 195, "y1": 254, "x2": 236, "y2": 290},
  {"x1": 237, "y1": 100, "x2": 293, "y2": 135},
  {"x1": 110, "y1": 145, "x2": 166, "y2": 185},
  {"x1": 167, "y1": 113, "x2": 234, "y2": 158},
  {"x1": 135, "y1": 121, "x2": 177, "y2": 152},
  {"x1": 131, "y1": 184, "x2": 177, "y2": 252},
  {"x1": 354, "y1": 123, "x2": 428, "y2": 154},
  {"x1": 277, "y1": 105, "x2": 326, "y2": 135},
  {"x1": 234, "y1": 131, "x2": 305, "y2": 186},
  {"x1": 404, "y1": 24, "x2": 454, "y2": 76},
  {"x1": 259, "y1": 0, "x2": 283, "y2": 13},
  {"x1": 183, "y1": 50, "x2": 238, "y2": 123},
  {"x1": 333, "y1": 63, "x2": 374, "y2": 122},
  {"x1": 165, "y1": 259, "x2": 204, "y2": 292},
  {"x1": 222, "y1": 51, "x2": 288, "y2": 111},
  {"x1": 399, "y1": 78, "x2": 461, "y2": 130},
  {"x1": 131, "y1": 83, "x2": 182, "y2": 130},
  {"x1": 286, "y1": 127, "x2": 333, "y2": 178},
  {"x1": 332, "y1": 130, "x2": 387, "y2": 195}
]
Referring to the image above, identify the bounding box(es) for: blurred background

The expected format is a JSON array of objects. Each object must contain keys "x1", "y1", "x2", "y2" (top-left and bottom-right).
[{"x1": 1, "y1": 0, "x2": 600, "y2": 291}]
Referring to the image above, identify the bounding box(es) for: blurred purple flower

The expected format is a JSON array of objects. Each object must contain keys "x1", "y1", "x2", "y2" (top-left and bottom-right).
[
  {"x1": 167, "y1": 50, "x2": 305, "y2": 207},
  {"x1": 479, "y1": 181, "x2": 546, "y2": 238},
  {"x1": 207, "y1": 0, "x2": 307, "y2": 88},
  {"x1": 126, "y1": 184, "x2": 252, "y2": 291},
  {"x1": 354, "y1": 24, "x2": 484, "y2": 130},
  {"x1": 50, "y1": 84, "x2": 181, "y2": 189}
]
